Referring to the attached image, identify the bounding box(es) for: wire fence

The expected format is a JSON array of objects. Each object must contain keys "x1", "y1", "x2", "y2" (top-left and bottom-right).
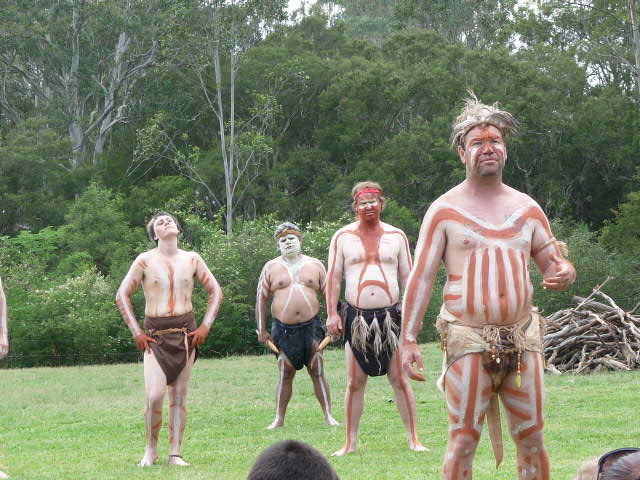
[{"x1": 0, "y1": 346, "x2": 271, "y2": 369}]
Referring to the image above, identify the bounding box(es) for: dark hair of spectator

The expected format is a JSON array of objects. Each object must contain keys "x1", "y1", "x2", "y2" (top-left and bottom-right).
[
  {"x1": 247, "y1": 440, "x2": 339, "y2": 480},
  {"x1": 600, "y1": 450, "x2": 640, "y2": 480}
]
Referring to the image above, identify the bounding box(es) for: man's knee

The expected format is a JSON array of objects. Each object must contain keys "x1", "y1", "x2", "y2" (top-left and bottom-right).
[
  {"x1": 281, "y1": 363, "x2": 296, "y2": 382},
  {"x1": 170, "y1": 386, "x2": 188, "y2": 406},
  {"x1": 448, "y1": 432, "x2": 480, "y2": 458},
  {"x1": 387, "y1": 369, "x2": 409, "y2": 391},
  {"x1": 146, "y1": 387, "x2": 165, "y2": 406},
  {"x1": 515, "y1": 429, "x2": 545, "y2": 451},
  {"x1": 307, "y1": 358, "x2": 323, "y2": 379},
  {"x1": 346, "y1": 374, "x2": 366, "y2": 394}
]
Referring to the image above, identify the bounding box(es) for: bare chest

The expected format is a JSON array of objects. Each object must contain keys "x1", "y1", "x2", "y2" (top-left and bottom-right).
[
  {"x1": 342, "y1": 232, "x2": 400, "y2": 268},
  {"x1": 269, "y1": 261, "x2": 320, "y2": 291},
  {"x1": 142, "y1": 258, "x2": 196, "y2": 291},
  {"x1": 447, "y1": 218, "x2": 534, "y2": 255}
]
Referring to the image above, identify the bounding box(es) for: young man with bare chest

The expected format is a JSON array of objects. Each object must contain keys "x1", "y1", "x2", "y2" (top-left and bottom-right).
[
  {"x1": 256, "y1": 222, "x2": 338, "y2": 429},
  {"x1": 326, "y1": 182, "x2": 427, "y2": 456},
  {"x1": 116, "y1": 212, "x2": 223, "y2": 467},
  {"x1": 0, "y1": 277, "x2": 8, "y2": 479},
  {"x1": 401, "y1": 95, "x2": 576, "y2": 479}
]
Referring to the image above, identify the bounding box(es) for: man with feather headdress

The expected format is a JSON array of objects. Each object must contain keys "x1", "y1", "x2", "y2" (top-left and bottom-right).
[{"x1": 401, "y1": 93, "x2": 576, "y2": 479}]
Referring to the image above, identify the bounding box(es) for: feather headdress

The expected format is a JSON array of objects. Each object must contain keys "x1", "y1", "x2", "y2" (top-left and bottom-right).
[{"x1": 451, "y1": 91, "x2": 519, "y2": 148}]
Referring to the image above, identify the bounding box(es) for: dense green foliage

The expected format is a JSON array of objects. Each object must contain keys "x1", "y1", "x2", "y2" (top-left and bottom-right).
[{"x1": 1, "y1": 1, "x2": 639, "y2": 366}]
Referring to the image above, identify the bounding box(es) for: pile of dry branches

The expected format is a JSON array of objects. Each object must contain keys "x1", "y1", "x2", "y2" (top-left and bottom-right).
[{"x1": 544, "y1": 279, "x2": 640, "y2": 374}]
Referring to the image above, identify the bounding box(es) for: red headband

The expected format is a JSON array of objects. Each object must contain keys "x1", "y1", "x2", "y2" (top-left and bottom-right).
[
  {"x1": 276, "y1": 229, "x2": 302, "y2": 239},
  {"x1": 353, "y1": 188, "x2": 382, "y2": 199}
]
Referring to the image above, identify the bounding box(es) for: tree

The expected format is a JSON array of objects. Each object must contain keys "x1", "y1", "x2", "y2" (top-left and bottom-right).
[
  {"x1": 393, "y1": 0, "x2": 518, "y2": 49},
  {"x1": 0, "y1": 0, "x2": 160, "y2": 167},
  {"x1": 531, "y1": 0, "x2": 640, "y2": 101},
  {"x1": 179, "y1": 0, "x2": 287, "y2": 235}
]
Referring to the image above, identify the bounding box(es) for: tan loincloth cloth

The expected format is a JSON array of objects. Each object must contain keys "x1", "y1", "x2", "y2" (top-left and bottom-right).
[
  {"x1": 145, "y1": 311, "x2": 198, "y2": 385},
  {"x1": 436, "y1": 305, "x2": 546, "y2": 468}
]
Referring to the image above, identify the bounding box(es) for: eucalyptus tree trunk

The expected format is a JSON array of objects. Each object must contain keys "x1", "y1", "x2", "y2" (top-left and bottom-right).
[
  {"x1": 212, "y1": 41, "x2": 235, "y2": 236},
  {"x1": 629, "y1": 0, "x2": 640, "y2": 102},
  {"x1": 93, "y1": 32, "x2": 158, "y2": 162},
  {"x1": 67, "y1": 0, "x2": 84, "y2": 169}
]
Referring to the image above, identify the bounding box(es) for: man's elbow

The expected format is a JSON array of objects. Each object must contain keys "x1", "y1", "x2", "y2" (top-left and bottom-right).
[{"x1": 115, "y1": 289, "x2": 126, "y2": 306}]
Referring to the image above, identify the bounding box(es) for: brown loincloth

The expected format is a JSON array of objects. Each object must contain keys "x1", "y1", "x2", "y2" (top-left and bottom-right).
[
  {"x1": 436, "y1": 305, "x2": 546, "y2": 468},
  {"x1": 144, "y1": 312, "x2": 198, "y2": 385}
]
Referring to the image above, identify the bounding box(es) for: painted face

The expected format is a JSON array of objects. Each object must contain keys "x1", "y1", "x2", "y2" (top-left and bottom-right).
[
  {"x1": 278, "y1": 233, "x2": 301, "y2": 257},
  {"x1": 356, "y1": 193, "x2": 381, "y2": 223},
  {"x1": 460, "y1": 125, "x2": 507, "y2": 176},
  {"x1": 153, "y1": 215, "x2": 179, "y2": 241}
]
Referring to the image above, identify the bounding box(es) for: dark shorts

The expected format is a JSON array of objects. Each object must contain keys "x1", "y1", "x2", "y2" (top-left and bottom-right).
[
  {"x1": 342, "y1": 302, "x2": 401, "y2": 377},
  {"x1": 145, "y1": 312, "x2": 198, "y2": 385},
  {"x1": 271, "y1": 315, "x2": 326, "y2": 370}
]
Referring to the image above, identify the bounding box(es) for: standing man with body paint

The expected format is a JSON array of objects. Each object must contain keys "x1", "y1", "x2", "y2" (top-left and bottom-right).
[
  {"x1": 0, "y1": 277, "x2": 8, "y2": 479},
  {"x1": 401, "y1": 94, "x2": 576, "y2": 479},
  {"x1": 116, "y1": 212, "x2": 223, "y2": 467},
  {"x1": 256, "y1": 222, "x2": 339, "y2": 429},
  {"x1": 326, "y1": 182, "x2": 427, "y2": 456}
]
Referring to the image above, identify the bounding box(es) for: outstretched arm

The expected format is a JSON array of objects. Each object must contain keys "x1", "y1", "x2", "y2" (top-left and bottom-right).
[
  {"x1": 116, "y1": 255, "x2": 155, "y2": 352},
  {"x1": 325, "y1": 231, "x2": 345, "y2": 336},
  {"x1": 401, "y1": 205, "x2": 447, "y2": 380},
  {"x1": 0, "y1": 277, "x2": 8, "y2": 359},
  {"x1": 188, "y1": 254, "x2": 223, "y2": 347},
  {"x1": 530, "y1": 206, "x2": 576, "y2": 291},
  {"x1": 255, "y1": 263, "x2": 272, "y2": 344}
]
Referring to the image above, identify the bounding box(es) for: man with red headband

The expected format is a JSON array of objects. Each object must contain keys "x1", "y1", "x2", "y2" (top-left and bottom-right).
[
  {"x1": 256, "y1": 222, "x2": 338, "y2": 429},
  {"x1": 116, "y1": 212, "x2": 223, "y2": 467},
  {"x1": 326, "y1": 182, "x2": 426, "y2": 456},
  {"x1": 0, "y1": 276, "x2": 8, "y2": 479},
  {"x1": 401, "y1": 94, "x2": 576, "y2": 479}
]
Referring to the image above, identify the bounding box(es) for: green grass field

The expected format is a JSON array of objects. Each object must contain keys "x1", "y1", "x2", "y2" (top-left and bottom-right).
[{"x1": 0, "y1": 343, "x2": 638, "y2": 479}]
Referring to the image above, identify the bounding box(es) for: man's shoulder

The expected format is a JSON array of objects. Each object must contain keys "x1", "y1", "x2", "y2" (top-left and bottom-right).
[
  {"x1": 503, "y1": 184, "x2": 535, "y2": 201},
  {"x1": 337, "y1": 222, "x2": 358, "y2": 232},
  {"x1": 137, "y1": 250, "x2": 156, "y2": 261},
  {"x1": 381, "y1": 222, "x2": 406, "y2": 236},
  {"x1": 262, "y1": 258, "x2": 280, "y2": 270},
  {"x1": 301, "y1": 255, "x2": 325, "y2": 268},
  {"x1": 435, "y1": 185, "x2": 466, "y2": 206},
  {"x1": 332, "y1": 223, "x2": 358, "y2": 239}
]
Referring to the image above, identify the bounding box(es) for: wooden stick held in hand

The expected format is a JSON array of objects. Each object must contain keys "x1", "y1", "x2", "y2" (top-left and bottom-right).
[
  {"x1": 256, "y1": 329, "x2": 280, "y2": 354},
  {"x1": 266, "y1": 340, "x2": 279, "y2": 354},
  {"x1": 317, "y1": 335, "x2": 333, "y2": 352}
]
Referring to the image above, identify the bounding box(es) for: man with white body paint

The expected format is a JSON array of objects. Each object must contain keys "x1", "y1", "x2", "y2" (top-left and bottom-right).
[
  {"x1": 326, "y1": 181, "x2": 426, "y2": 456},
  {"x1": 401, "y1": 94, "x2": 576, "y2": 479},
  {"x1": 256, "y1": 222, "x2": 339, "y2": 429},
  {"x1": 0, "y1": 277, "x2": 8, "y2": 479},
  {"x1": 116, "y1": 212, "x2": 223, "y2": 467}
]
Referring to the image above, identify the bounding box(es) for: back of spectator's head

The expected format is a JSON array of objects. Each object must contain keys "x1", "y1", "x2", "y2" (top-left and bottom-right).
[
  {"x1": 599, "y1": 449, "x2": 640, "y2": 480},
  {"x1": 247, "y1": 440, "x2": 339, "y2": 480}
]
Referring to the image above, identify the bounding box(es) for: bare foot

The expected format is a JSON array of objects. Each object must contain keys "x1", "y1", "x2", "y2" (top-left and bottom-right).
[
  {"x1": 409, "y1": 440, "x2": 429, "y2": 452},
  {"x1": 0, "y1": 469, "x2": 8, "y2": 479},
  {"x1": 332, "y1": 445, "x2": 356, "y2": 456},
  {"x1": 325, "y1": 415, "x2": 340, "y2": 426},
  {"x1": 168, "y1": 455, "x2": 190, "y2": 466},
  {"x1": 266, "y1": 419, "x2": 284, "y2": 430},
  {"x1": 139, "y1": 452, "x2": 158, "y2": 467}
]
